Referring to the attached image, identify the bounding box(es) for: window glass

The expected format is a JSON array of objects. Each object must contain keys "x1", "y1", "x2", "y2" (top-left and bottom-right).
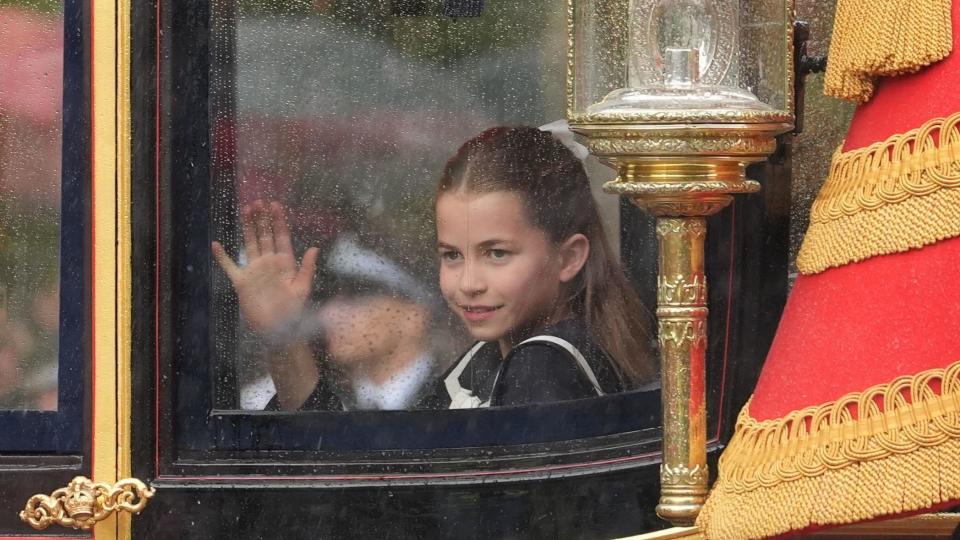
[
  {"x1": 0, "y1": 0, "x2": 63, "y2": 410},
  {"x1": 211, "y1": 0, "x2": 658, "y2": 413}
]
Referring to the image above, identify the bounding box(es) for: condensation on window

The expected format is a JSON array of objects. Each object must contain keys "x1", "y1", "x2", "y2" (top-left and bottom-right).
[
  {"x1": 0, "y1": 0, "x2": 63, "y2": 410},
  {"x1": 210, "y1": 0, "x2": 653, "y2": 412}
]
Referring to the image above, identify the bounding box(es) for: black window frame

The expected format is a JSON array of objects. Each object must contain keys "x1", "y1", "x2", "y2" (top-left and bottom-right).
[
  {"x1": 0, "y1": 0, "x2": 92, "y2": 533},
  {"x1": 0, "y1": 0, "x2": 90, "y2": 455}
]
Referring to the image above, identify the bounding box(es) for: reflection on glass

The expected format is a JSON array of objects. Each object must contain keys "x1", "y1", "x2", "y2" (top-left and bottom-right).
[
  {"x1": 0, "y1": 0, "x2": 63, "y2": 410},
  {"x1": 212, "y1": 1, "x2": 657, "y2": 411}
]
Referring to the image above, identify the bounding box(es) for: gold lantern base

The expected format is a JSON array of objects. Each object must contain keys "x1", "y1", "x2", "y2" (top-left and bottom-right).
[{"x1": 570, "y1": 118, "x2": 789, "y2": 526}]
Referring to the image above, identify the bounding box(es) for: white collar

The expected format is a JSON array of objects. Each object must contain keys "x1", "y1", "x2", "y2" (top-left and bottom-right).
[{"x1": 351, "y1": 353, "x2": 434, "y2": 410}]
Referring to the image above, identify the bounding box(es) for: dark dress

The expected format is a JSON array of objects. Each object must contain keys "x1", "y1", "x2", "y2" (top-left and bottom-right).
[
  {"x1": 267, "y1": 319, "x2": 622, "y2": 411},
  {"x1": 417, "y1": 319, "x2": 623, "y2": 409}
]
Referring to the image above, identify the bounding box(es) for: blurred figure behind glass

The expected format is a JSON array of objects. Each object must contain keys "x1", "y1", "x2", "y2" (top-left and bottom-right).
[{"x1": 220, "y1": 202, "x2": 446, "y2": 411}]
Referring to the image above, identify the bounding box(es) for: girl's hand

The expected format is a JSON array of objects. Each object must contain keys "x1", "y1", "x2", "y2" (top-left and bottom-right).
[{"x1": 212, "y1": 200, "x2": 320, "y2": 337}]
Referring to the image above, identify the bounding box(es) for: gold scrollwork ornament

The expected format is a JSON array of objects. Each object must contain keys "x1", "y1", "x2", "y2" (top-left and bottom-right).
[
  {"x1": 655, "y1": 218, "x2": 708, "y2": 238},
  {"x1": 19, "y1": 476, "x2": 155, "y2": 530},
  {"x1": 587, "y1": 135, "x2": 776, "y2": 156},
  {"x1": 659, "y1": 319, "x2": 708, "y2": 349},
  {"x1": 569, "y1": 109, "x2": 793, "y2": 126},
  {"x1": 608, "y1": 180, "x2": 760, "y2": 196},
  {"x1": 661, "y1": 463, "x2": 709, "y2": 486},
  {"x1": 658, "y1": 274, "x2": 708, "y2": 305},
  {"x1": 638, "y1": 200, "x2": 732, "y2": 217}
]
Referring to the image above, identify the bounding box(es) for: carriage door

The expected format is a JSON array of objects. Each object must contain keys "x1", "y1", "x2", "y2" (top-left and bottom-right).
[
  {"x1": 124, "y1": 0, "x2": 794, "y2": 536},
  {"x1": 122, "y1": 1, "x2": 681, "y2": 538}
]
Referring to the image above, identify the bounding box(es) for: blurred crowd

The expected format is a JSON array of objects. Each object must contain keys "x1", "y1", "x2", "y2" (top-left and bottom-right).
[
  {"x1": 0, "y1": 284, "x2": 59, "y2": 409},
  {"x1": 0, "y1": 3, "x2": 64, "y2": 411}
]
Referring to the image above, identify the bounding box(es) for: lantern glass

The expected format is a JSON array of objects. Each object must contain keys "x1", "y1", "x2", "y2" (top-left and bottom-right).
[{"x1": 568, "y1": 0, "x2": 793, "y2": 120}]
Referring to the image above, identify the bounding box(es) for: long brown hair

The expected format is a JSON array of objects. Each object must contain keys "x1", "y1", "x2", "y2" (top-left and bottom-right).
[{"x1": 437, "y1": 126, "x2": 657, "y2": 385}]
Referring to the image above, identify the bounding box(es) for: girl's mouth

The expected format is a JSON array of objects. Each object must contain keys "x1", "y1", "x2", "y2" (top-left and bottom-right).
[{"x1": 460, "y1": 305, "x2": 502, "y2": 323}]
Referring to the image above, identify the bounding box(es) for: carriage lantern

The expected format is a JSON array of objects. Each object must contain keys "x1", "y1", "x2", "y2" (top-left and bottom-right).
[{"x1": 566, "y1": 0, "x2": 796, "y2": 526}]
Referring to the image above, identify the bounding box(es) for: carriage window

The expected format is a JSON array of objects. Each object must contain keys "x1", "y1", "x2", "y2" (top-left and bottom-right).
[
  {"x1": 0, "y1": 1, "x2": 63, "y2": 411},
  {"x1": 207, "y1": 1, "x2": 659, "y2": 414}
]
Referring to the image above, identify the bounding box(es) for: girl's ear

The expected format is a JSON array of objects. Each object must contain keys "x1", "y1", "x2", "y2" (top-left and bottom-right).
[{"x1": 558, "y1": 233, "x2": 590, "y2": 283}]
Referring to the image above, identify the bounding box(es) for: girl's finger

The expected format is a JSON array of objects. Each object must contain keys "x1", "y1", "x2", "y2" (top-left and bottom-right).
[
  {"x1": 255, "y1": 200, "x2": 275, "y2": 254},
  {"x1": 294, "y1": 246, "x2": 320, "y2": 292},
  {"x1": 211, "y1": 241, "x2": 239, "y2": 282},
  {"x1": 271, "y1": 202, "x2": 295, "y2": 256},
  {"x1": 241, "y1": 204, "x2": 260, "y2": 260}
]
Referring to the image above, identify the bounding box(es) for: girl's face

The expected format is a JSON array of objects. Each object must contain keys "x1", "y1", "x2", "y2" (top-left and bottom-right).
[{"x1": 436, "y1": 190, "x2": 588, "y2": 353}]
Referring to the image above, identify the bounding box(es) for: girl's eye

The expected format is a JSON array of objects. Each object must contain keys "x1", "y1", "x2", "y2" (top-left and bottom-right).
[
  {"x1": 488, "y1": 249, "x2": 509, "y2": 260},
  {"x1": 439, "y1": 250, "x2": 461, "y2": 262}
]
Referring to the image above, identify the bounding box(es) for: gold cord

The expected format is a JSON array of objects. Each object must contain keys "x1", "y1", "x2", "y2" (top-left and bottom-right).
[
  {"x1": 797, "y1": 111, "x2": 960, "y2": 274},
  {"x1": 824, "y1": 0, "x2": 952, "y2": 103},
  {"x1": 697, "y1": 359, "x2": 960, "y2": 540}
]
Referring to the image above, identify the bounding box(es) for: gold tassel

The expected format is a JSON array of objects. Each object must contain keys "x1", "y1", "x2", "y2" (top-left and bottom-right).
[
  {"x1": 696, "y1": 360, "x2": 960, "y2": 540},
  {"x1": 824, "y1": 0, "x2": 953, "y2": 103},
  {"x1": 699, "y1": 438, "x2": 960, "y2": 539}
]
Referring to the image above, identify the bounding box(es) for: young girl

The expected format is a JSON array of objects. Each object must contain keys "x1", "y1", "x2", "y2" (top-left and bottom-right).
[
  {"x1": 421, "y1": 126, "x2": 657, "y2": 408},
  {"x1": 213, "y1": 126, "x2": 657, "y2": 410}
]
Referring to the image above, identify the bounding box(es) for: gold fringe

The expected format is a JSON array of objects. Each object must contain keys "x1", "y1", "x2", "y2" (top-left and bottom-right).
[
  {"x1": 797, "y1": 111, "x2": 960, "y2": 274},
  {"x1": 824, "y1": 0, "x2": 952, "y2": 103},
  {"x1": 798, "y1": 187, "x2": 960, "y2": 274},
  {"x1": 696, "y1": 360, "x2": 960, "y2": 540}
]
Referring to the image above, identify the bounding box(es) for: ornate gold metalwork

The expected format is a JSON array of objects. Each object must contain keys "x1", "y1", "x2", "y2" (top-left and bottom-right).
[
  {"x1": 576, "y1": 124, "x2": 788, "y2": 163},
  {"x1": 570, "y1": 109, "x2": 794, "y2": 126},
  {"x1": 564, "y1": 0, "x2": 576, "y2": 121},
  {"x1": 19, "y1": 476, "x2": 155, "y2": 530},
  {"x1": 628, "y1": 181, "x2": 759, "y2": 197},
  {"x1": 586, "y1": 134, "x2": 778, "y2": 156},
  {"x1": 602, "y1": 158, "x2": 763, "y2": 218},
  {"x1": 655, "y1": 219, "x2": 707, "y2": 237},
  {"x1": 658, "y1": 319, "x2": 707, "y2": 349},
  {"x1": 567, "y1": 0, "x2": 795, "y2": 525},
  {"x1": 661, "y1": 463, "x2": 709, "y2": 486},
  {"x1": 658, "y1": 275, "x2": 707, "y2": 305},
  {"x1": 649, "y1": 216, "x2": 711, "y2": 526},
  {"x1": 784, "y1": 11, "x2": 795, "y2": 117},
  {"x1": 571, "y1": 111, "x2": 790, "y2": 528},
  {"x1": 644, "y1": 201, "x2": 730, "y2": 218},
  {"x1": 575, "y1": 138, "x2": 773, "y2": 525}
]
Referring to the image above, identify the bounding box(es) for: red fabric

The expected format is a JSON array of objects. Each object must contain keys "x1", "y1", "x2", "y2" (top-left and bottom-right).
[
  {"x1": 751, "y1": 235, "x2": 960, "y2": 421},
  {"x1": 843, "y1": 0, "x2": 960, "y2": 151},
  {"x1": 729, "y1": 4, "x2": 960, "y2": 534},
  {"x1": 752, "y1": 2, "x2": 960, "y2": 422}
]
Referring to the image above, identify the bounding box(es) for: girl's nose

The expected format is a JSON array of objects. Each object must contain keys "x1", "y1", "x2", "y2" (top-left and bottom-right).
[{"x1": 458, "y1": 260, "x2": 486, "y2": 295}]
